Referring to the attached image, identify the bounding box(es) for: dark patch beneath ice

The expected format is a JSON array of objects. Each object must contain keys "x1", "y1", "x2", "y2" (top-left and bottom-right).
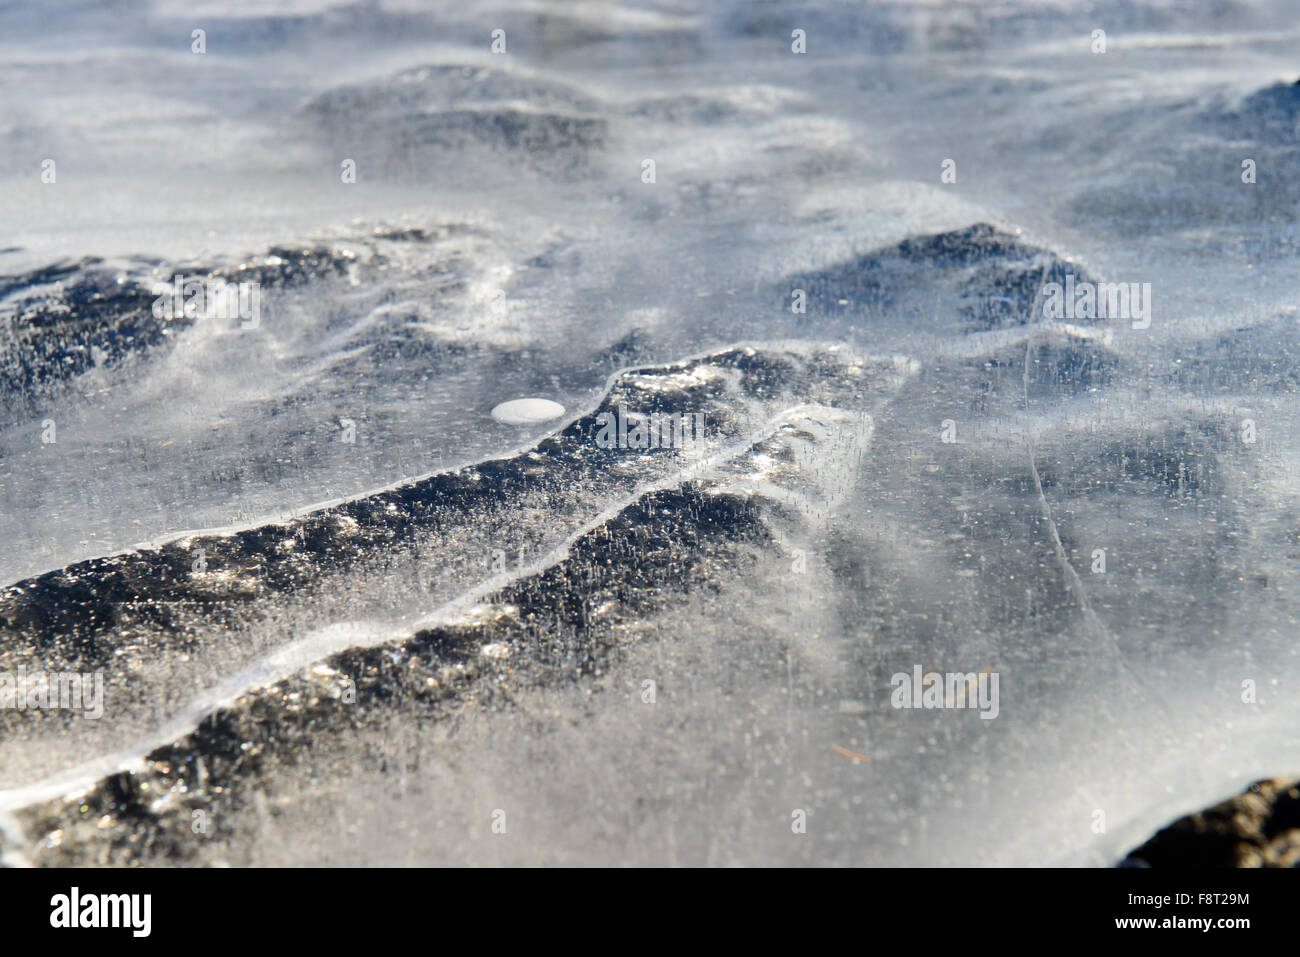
[
  {"x1": 0, "y1": 226, "x2": 490, "y2": 430},
  {"x1": 0, "y1": 264, "x2": 162, "y2": 423},
  {"x1": 0, "y1": 247, "x2": 361, "y2": 426},
  {"x1": 1225, "y1": 79, "x2": 1300, "y2": 144},
  {"x1": 300, "y1": 64, "x2": 607, "y2": 177},
  {"x1": 780, "y1": 223, "x2": 1098, "y2": 331},
  {"x1": 1161, "y1": 316, "x2": 1300, "y2": 395},
  {"x1": 1122, "y1": 778, "x2": 1300, "y2": 868}
]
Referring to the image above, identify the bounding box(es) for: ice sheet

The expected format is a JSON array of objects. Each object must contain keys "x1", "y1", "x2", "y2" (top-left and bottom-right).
[{"x1": 1, "y1": 0, "x2": 1299, "y2": 866}]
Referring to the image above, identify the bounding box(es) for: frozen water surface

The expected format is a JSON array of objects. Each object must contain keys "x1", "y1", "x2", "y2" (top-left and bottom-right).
[{"x1": 0, "y1": 0, "x2": 1298, "y2": 865}]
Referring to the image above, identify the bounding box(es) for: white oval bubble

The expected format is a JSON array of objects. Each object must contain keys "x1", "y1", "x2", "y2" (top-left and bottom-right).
[{"x1": 490, "y1": 397, "x2": 566, "y2": 425}]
